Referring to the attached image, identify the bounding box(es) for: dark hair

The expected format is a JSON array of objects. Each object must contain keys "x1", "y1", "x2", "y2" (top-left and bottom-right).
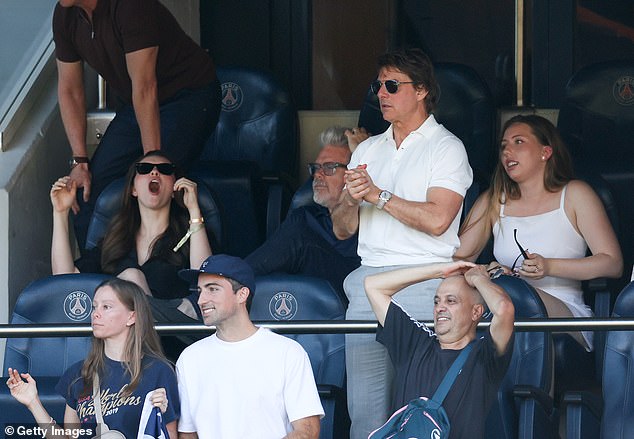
[
  {"x1": 79, "y1": 278, "x2": 166, "y2": 398},
  {"x1": 226, "y1": 277, "x2": 254, "y2": 312},
  {"x1": 377, "y1": 47, "x2": 439, "y2": 113},
  {"x1": 101, "y1": 151, "x2": 189, "y2": 273}
]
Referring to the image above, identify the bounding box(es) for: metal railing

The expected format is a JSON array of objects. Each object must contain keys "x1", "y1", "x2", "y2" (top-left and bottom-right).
[{"x1": 3, "y1": 318, "x2": 634, "y2": 338}]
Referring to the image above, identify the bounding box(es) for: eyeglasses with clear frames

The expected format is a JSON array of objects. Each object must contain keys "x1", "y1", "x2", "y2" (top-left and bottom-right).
[{"x1": 307, "y1": 162, "x2": 347, "y2": 177}]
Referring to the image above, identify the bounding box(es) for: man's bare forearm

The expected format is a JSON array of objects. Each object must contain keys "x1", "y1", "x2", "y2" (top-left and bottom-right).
[{"x1": 331, "y1": 192, "x2": 360, "y2": 239}]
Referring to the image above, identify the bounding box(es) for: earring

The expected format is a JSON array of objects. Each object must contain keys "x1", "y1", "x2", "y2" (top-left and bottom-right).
[{"x1": 541, "y1": 156, "x2": 546, "y2": 160}]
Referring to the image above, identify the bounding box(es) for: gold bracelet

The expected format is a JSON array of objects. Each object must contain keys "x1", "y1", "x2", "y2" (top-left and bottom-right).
[{"x1": 189, "y1": 217, "x2": 204, "y2": 225}]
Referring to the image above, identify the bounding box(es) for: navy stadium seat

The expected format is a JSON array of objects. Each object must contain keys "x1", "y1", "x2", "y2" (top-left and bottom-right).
[
  {"x1": 557, "y1": 60, "x2": 634, "y2": 293},
  {"x1": 192, "y1": 65, "x2": 299, "y2": 257},
  {"x1": 553, "y1": 170, "x2": 621, "y2": 400},
  {"x1": 0, "y1": 274, "x2": 111, "y2": 436},
  {"x1": 250, "y1": 274, "x2": 348, "y2": 439},
  {"x1": 564, "y1": 281, "x2": 634, "y2": 439},
  {"x1": 288, "y1": 177, "x2": 316, "y2": 213},
  {"x1": 486, "y1": 275, "x2": 558, "y2": 439}
]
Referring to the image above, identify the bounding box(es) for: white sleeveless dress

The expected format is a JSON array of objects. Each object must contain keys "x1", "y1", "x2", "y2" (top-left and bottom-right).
[{"x1": 493, "y1": 186, "x2": 593, "y2": 348}]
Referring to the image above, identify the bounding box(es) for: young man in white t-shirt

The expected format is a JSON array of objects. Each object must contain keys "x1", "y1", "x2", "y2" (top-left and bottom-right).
[{"x1": 176, "y1": 254, "x2": 324, "y2": 439}]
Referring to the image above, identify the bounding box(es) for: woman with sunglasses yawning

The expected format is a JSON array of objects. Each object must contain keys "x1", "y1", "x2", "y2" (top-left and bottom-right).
[
  {"x1": 50, "y1": 151, "x2": 212, "y2": 300},
  {"x1": 456, "y1": 115, "x2": 622, "y2": 351}
]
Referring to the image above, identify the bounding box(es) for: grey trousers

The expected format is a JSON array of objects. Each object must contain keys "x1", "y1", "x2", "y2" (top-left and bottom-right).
[{"x1": 344, "y1": 264, "x2": 440, "y2": 439}]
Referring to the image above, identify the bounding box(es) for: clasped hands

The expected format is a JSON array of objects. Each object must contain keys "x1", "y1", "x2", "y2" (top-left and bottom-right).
[{"x1": 343, "y1": 164, "x2": 381, "y2": 207}]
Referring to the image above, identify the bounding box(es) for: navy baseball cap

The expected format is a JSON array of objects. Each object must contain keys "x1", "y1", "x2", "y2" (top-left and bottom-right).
[{"x1": 178, "y1": 254, "x2": 256, "y2": 294}]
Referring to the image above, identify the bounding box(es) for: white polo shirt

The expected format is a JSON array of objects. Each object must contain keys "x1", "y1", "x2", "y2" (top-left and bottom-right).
[{"x1": 349, "y1": 114, "x2": 473, "y2": 267}]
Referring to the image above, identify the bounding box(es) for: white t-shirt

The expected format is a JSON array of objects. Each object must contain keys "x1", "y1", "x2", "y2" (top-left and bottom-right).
[
  {"x1": 349, "y1": 114, "x2": 473, "y2": 266},
  {"x1": 176, "y1": 328, "x2": 324, "y2": 439}
]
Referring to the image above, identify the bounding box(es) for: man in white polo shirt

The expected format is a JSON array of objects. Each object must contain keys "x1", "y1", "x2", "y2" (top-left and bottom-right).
[{"x1": 331, "y1": 47, "x2": 473, "y2": 439}]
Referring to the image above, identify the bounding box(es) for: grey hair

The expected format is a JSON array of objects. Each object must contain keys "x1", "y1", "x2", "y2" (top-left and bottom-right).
[{"x1": 319, "y1": 126, "x2": 350, "y2": 148}]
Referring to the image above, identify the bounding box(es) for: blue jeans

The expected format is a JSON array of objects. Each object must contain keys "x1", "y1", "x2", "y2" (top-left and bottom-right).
[
  {"x1": 344, "y1": 264, "x2": 440, "y2": 439},
  {"x1": 73, "y1": 81, "x2": 221, "y2": 250}
]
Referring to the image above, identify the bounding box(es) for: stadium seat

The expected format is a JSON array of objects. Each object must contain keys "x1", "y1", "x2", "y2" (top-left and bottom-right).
[
  {"x1": 250, "y1": 274, "x2": 348, "y2": 439},
  {"x1": 0, "y1": 273, "x2": 111, "y2": 435},
  {"x1": 192, "y1": 65, "x2": 299, "y2": 257},
  {"x1": 557, "y1": 60, "x2": 634, "y2": 293},
  {"x1": 486, "y1": 275, "x2": 558, "y2": 439},
  {"x1": 553, "y1": 170, "x2": 620, "y2": 399},
  {"x1": 288, "y1": 177, "x2": 315, "y2": 213},
  {"x1": 85, "y1": 176, "x2": 224, "y2": 252},
  {"x1": 564, "y1": 281, "x2": 634, "y2": 439}
]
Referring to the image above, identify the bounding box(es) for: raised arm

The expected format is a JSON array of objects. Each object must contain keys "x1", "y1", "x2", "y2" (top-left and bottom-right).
[
  {"x1": 364, "y1": 261, "x2": 476, "y2": 326},
  {"x1": 50, "y1": 177, "x2": 80, "y2": 274},
  {"x1": 6, "y1": 368, "x2": 79, "y2": 439},
  {"x1": 126, "y1": 47, "x2": 161, "y2": 153},
  {"x1": 174, "y1": 178, "x2": 212, "y2": 268},
  {"x1": 331, "y1": 166, "x2": 366, "y2": 239},
  {"x1": 519, "y1": 180, "x2": 623, "y2": 281},
  {"x1": 464, "y1": 266, "x2": 515, "y2": 355}
]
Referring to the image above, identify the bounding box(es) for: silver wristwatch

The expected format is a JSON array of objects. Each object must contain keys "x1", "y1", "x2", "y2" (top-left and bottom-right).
[{"x1": 376, "y1": 190, "x2": 392, "y2": 210}]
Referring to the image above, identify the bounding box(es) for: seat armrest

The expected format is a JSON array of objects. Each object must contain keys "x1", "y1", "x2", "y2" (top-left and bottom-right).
[
  {"x1": 583, "y1": 276, "x2": 613, "y2": 378},
  {"x1": 513, "y1": 385, "x2": 559, "y2": 439},
  {"x1": 513, "y1": 384, "x2": 555, "y2": 414},
  {"x1": 317, "y1": 384, "x2": 344, "y2": 399},
  {"x1": 261, "y1": 172, "x2": 296, "y2": 239},
  {"x1": 265, "y1": 182, "x2": 284, "y2": 238},
  {"x1": 562, "y1": 391, "x2": 602, "y2": 439},
  {"x1": 585, "y1": 277, "x2": 611, "y2": 316}
]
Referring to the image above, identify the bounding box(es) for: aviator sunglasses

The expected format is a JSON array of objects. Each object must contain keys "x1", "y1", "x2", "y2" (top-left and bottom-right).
[
  {"x1": 370, "y1": 79, "x2": 416, "y2": 95},
  {"x1": 135, "y1": 162, "x2": 176, "y2": 176}
]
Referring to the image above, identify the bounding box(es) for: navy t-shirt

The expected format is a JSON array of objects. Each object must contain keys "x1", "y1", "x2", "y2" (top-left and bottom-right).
[
  {"x1": 377, "y1": 301, "x2": 514, "y2": 439},
  {"x1": 55, "y1": 356, "x2": 179, "y2": 437}
]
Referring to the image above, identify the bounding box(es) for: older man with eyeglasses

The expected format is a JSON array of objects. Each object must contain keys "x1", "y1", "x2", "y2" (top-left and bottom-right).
[
  {"x1": 331, "y1": 47, "x2": 473, "y2": 439},
  {"x1": 244, "y1": 126, "x2": 365, "y2": 302}
]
